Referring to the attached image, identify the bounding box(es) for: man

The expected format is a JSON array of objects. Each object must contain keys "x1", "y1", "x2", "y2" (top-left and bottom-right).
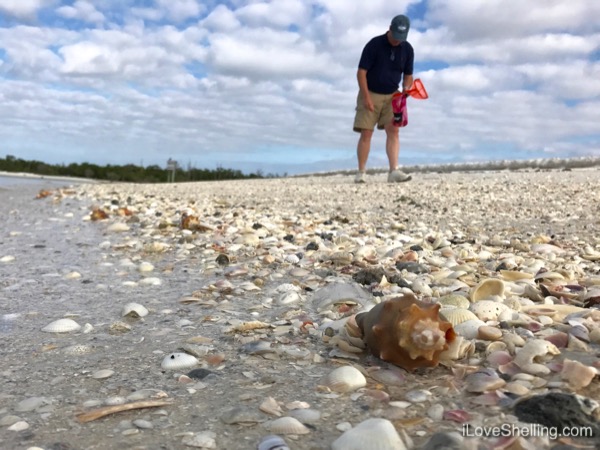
[{"x1": 353, "y1": 14, "x2": 414, "y2": 183}]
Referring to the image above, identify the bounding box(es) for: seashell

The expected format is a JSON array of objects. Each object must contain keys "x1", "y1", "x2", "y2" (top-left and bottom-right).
[
  {"x1": 465, "y1": 368, "x2": 506, "y2": 393},
  {"x1": 513, "y1": 339, "x2": 560, "y2": 375},
  {"x1": 121, "y1": 302, "x2": 149, "y2": 318},
  {"x1": 469, "y1": 300, "x2": 511, "y2": 321},
  {"x1": 161, "y1": 352, "x2": 199, "y2": 370},
  {"x1": 41, "y1": 318, "x2": 81, "y2": 333},
  {"x1": 355, "y1": 293, "x2": 456, "y2": 371},
  {"x1": 521, "y1": 303, "x2": 586, "y2": 321},
  {"x1": 439, "y1": 308, "x2": 478, "y2": 326},
  {"x1": 436, "y1": 294, "x2": 470, "y2": 309},
  {"x1": 277, "y1": 291, "x2": 303, "y2": 305},
  {"x1": 287, "y1": 408, "x2": 321, "y2": 424},
  {"x1": 439, "y1": 335, "x2": 475, "y2": 361},
  {"x1": 478, "y1": 325, "x2": 502, "y2": 341},
  {"x1": 500, "y1": 270, "x2": 534, "y2": 281},
  {"x1": 63, "y1": 344, "x2": 94, "y2": 355},
  {"x1": 267, "y1": 416, "x2": 310, "y2": 435},
  {"x1": 453, "y1": 318, "x2": 486, "y2": 339},
  {"x1": 319, "y1": 366, "x2": 366, "y2": 393},
  {"x1": 109, "y1": 321, "x2": 131, "y2": 334},
  {"x1": 331, "y1": 418, "x2": 407, "y2": 450},
  {"x1": 560, "y1": 359, "x2": 597, "y2": 390},
  {"x1": 470, "y1": 278, "x2": 505, "y2": 302},
  {"x1": 260, "y1": 397, "x2": 283, "y2": 417},
  {"x1": 367, "y1": 367, "x2": 406, "y2": 386},
  {"x1": 312, "y1": 282, "x2": 373, "y2": 312},
  {"x1": 258, "y1": 435, "x2": 290, "y2": 450}
]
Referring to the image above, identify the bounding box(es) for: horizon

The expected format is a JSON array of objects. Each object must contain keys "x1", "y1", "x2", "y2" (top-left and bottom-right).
[{"x1": 1, "y1": 1, "x2": 599, "y2": 175}]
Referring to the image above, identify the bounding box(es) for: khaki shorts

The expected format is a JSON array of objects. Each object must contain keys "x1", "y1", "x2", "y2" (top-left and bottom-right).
[{"x1": 353, "y1": 91, "x2": 395, "y2": 132}]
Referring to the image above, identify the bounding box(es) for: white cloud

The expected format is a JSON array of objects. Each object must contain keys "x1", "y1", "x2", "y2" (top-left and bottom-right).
[
  {"x1": 427, "y1": 0, "x2": 600, "y2": 40},
  {"x1": 56, "y1": 1, "x2": 105, "y2": 24},
  {"x1": 0, "y1": 0, "x2": 52, "y2": 20},
  {"x1": 156, "y1": 0, "x2": 204, "y2": 22},
  {"x1": 207, "y1": 28, "x2": 344, "y2": 79},
  {"x1": 201, "y1": 4, "x2": 239, "y2": 32}
]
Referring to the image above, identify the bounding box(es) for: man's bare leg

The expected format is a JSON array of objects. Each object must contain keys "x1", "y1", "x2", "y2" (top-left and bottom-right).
[{"x1": 357, "y1": 129, "x2": 374, "y2": 171}]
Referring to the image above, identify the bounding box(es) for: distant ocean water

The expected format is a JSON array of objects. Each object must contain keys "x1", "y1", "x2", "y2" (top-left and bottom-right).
[{"x1": 0, "y1": 174, "x2": 87, "y2": 189}]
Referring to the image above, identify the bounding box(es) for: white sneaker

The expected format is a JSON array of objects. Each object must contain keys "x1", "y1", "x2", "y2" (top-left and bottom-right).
[
  {"x1": 388, "y1": 169, "x2": 412, "y2": 183},
  {"x1": 354, "y1": 171, "x2": 366, "y2": 184}
]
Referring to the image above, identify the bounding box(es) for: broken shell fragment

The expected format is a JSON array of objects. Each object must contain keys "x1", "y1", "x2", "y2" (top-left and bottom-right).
[
  {"x1": 560, "y1": 359, "x2": 597, "y2": 390},
  {"x1": 355, "y1": 293, "x2": 455, "y2": 371},
  {"x1": 513, "y1": 339, "x2": 560, "y2": 375},
  {"x1": 41, "y1": 318, "x2": 81, "y2": 333},
  {"x1": 470, "y1": 278, "x2": 505, "y2": 302}
]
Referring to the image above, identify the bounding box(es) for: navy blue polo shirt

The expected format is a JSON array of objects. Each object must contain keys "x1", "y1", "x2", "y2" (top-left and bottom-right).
[{"x1": 358, "y1": 33, "x2": 414, "y2": 95}]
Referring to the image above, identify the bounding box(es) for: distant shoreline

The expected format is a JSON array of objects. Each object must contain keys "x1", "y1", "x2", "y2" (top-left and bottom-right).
[{"x1": 0, "y1": 171, "x2": 100, "y2": 184}]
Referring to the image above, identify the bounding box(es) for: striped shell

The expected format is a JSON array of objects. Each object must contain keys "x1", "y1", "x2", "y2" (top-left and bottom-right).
[
  {"x1": 161, "y1": 352, "x2": 199, "y2": 370},
  {"x1": 41, "y1": 318, "x2": 81, "y2": 333},
  {"x1": 320, "y1": 366, "x2": 366, "y2": 393},
  {"x1": 268, "y1": 416, "x2": 310, "y2": 435},
  {"x1": 437, "y1": 294, "x2": 470, "y2": 309},
  {"x1": 258, "y1": 435, "x2": 290, "y2": 450},
  {"x1": 121, "y1": 302, "x2": 149, "y2": 318},
  {"x1": 439, "y1": 308, "x2": 478, "y2": 326},
  {"x1": 331, "y1": 418, "x2": 407, "y2": 450}
]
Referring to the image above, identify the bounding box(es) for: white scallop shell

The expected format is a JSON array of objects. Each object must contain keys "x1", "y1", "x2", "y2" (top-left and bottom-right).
[
  {"x1": 121, "y1": 302, "x2": 149, "y2": 318},
  {"x1": 331, "y1": 418, "x2": 407, "y2": 450},
  {"x1": 267, "y1": 416, "x2": 310, "y2": 435},
  {"x1": 161, "y1": 352, "x2": 199, "y2": 370},
  {"x1": 41, "y1": 318, "x2": 81, "y2": 333},
  {"x1": 439, "y1": 308, "x2": 478, "y2": 326},
  {"x1": 320, "y1": 366, "x2": 366, "y2": 393}
]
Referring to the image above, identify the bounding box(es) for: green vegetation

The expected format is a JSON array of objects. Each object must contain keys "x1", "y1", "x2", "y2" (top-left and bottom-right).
[{"x1": 0, "y1": 155, "x2": 275, "y2": 183}]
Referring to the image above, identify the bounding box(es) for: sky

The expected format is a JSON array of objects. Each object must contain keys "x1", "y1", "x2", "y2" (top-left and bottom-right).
[{"x1": 0, "y1": 0, "x2": 599, "y2": 175}]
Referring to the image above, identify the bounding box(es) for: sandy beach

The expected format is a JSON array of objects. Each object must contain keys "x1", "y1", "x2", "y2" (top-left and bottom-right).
[{"x1": 1, "y1": 169, "x2": 600, "y2": 450}]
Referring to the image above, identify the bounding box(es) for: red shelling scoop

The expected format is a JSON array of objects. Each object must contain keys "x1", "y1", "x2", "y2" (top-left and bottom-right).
[{"x1": 405, "y1": 78, "x2": 428, "y2": 99}]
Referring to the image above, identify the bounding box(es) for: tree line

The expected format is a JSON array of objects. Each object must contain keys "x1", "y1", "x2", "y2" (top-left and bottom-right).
[{"x1": 0, "y1": 155, "x2": 278, "y2": 183}]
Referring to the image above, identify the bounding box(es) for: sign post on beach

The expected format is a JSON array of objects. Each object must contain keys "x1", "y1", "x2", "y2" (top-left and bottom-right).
[{"x1": 166, "y1": 158, "x2": 178, "y2": 183}]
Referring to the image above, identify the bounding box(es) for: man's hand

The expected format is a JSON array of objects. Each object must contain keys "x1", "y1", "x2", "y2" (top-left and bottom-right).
[{"x1": 363, "y1": 93, "x2": 375, "y2": 112}]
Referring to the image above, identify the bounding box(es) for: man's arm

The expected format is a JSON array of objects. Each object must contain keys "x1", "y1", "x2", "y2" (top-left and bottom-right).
[
  {"x1": 357, "y1": 68, "x2": 374, "y2": 112},
  {"x1": 402, "y1": 74, "x2": 414, "y2": 94}
]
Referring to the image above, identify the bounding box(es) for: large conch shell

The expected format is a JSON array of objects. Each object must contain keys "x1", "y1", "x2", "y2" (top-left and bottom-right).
[{"x1": 355, "y1": 294, "x2": 456, "y2": 371}]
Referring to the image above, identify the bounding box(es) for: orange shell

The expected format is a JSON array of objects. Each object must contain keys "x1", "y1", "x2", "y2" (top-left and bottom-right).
[{"x1": 355, "y1": 294, "x2": 456, "y2": 371}]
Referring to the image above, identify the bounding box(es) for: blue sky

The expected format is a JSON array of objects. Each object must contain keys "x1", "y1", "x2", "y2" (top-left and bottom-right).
[{"x1": 0, "y1": 0, "x2": 599, "y2": 175}]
